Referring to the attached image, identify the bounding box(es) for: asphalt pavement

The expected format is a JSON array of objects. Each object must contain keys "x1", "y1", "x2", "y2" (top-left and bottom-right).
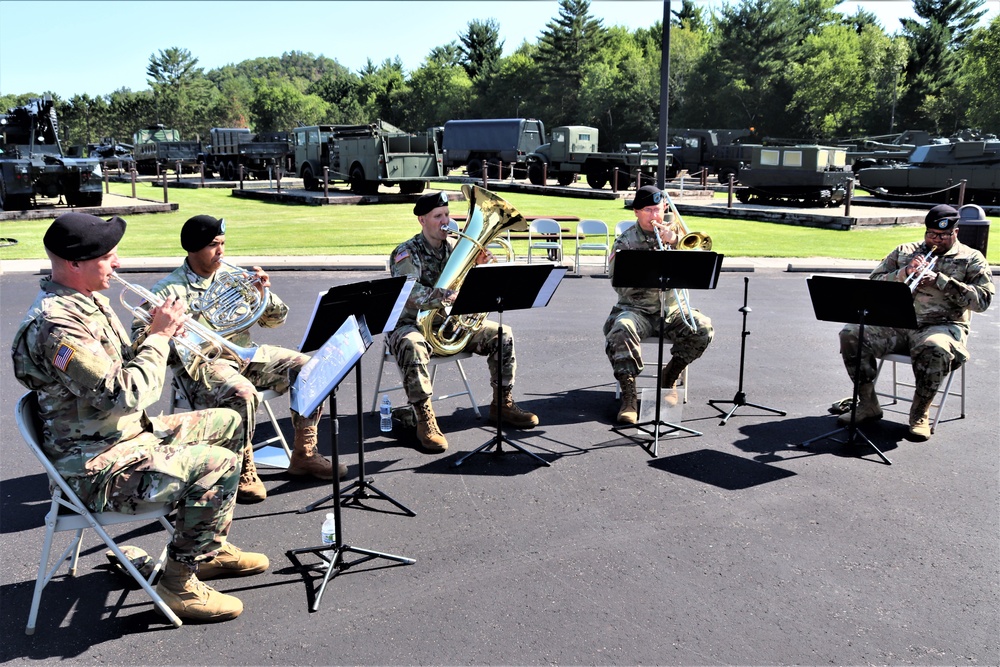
[{"x1": 1, "y1": 258, "x2": 997, "y2": 666}]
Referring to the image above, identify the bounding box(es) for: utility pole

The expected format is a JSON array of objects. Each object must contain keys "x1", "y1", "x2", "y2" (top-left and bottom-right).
[{"x1": 656, "y1": 0, "x2": 672, "y2": 189}]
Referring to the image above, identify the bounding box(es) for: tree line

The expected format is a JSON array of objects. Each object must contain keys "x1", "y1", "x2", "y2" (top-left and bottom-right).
[{"x1": 2, "y1": 0, "x2": 996, "y2": 153}]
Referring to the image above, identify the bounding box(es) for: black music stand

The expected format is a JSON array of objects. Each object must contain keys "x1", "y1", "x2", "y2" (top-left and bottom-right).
[
  {"x1": 610, "y1": 249, "x2": 723, "y2": 457},
  {"x1": 286, "y1": 314, "x2": 414, "y2": 612},
  {"x1": 297, "y1": 276, "x2": 415, "y2": 516},
  {"x1": 708, "y1": 276, "x2": 786, "y2": 425},
  {"x1": 451, "y1": 262, "x2": 567, "y2": 467},
  {"x1": 798, "y1": 276, "x2": 917, "y2": 465}
]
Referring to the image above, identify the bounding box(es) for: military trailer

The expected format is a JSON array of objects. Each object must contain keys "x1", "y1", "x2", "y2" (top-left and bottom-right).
[
  {"x1": 201, "y1": 128, "x2": 293, "y2": 180},
  {"x1": 293, "y1": 121, "x2": 442, "y2": 195},
  {"x1": 667, "y1": 128, "x2": 755, "y2": 183},
  {"x1": 524, "y1": 125, "x2": 665, "y2": 189},
  {"x1": 441, "y1": 118, "x2": 546, "y2": 179},
  {"x1": 736, "y1": 145, "x2": 853, "y2": 206},
  {"x1": 857, "y1": 140, "x2": 1000, "y2": 205},
  {"x1": 131, "y1": 125, "x2": 203, "y2": 175},
  {"x1": 0, "y1": 97, "x2": 103, "y2": 211}
]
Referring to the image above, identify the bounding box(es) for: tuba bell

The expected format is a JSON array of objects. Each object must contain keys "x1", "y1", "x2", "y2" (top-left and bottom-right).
[{"x1": 416, "y1": 185, "x2": 529, "y2": 356}]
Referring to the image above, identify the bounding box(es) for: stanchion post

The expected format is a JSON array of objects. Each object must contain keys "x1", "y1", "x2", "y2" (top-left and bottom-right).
[
  {"x1": 175, "y1": 161, "x2": 181, "y2": 183},
  {"x1": 636, "y1": 170, "x2": 642, "y2": 189},
  {"x1": 958, "y1": 179, "x2": 967, "y2": 207},
  {"x1": 612, "y1": 167, "x2": 619, "y2": 193},
  {"x1": 276, "y1": 163, "x2": 282, "y2": 193},
  {"x1": 323, "y1": 167, "x2": 329, "y2": 197},
  {"x1": 103, "y1": 162, "x2": 110, "y2": 194},
  {"x1": 162, "y1": 171, "x2": 169, "y2": 203},
  {"x1": 130, "y1": 168, "x2": 137, "y2": 199},
  {"x1": 844, "y1": 177, "x2": 854, "y2": 217},
  {"x1": 238, "y1": 164, "x2": 244, "y2": 190},
  {"x1": 701, "y1": 169, "x2": 708, "y2": 187},
  {"x1": 542, "y1": 163, "x2": 548, "y2": 188},
  {"x1": 727, "y1": 174, "x2": 735, "y2": 208}
]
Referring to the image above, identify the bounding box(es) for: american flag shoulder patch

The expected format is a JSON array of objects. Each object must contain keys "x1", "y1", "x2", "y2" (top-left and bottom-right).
[
  {"x1": 53, "y1": 343, "x2": 76, "y2": 372},
  {"x1": 394, "y1": 249, "x2": 410, "y2": 263}
]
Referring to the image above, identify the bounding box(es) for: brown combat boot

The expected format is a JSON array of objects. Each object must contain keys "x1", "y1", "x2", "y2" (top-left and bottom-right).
[
  {"x1": 617, "y1": 375, "x2": 638, "y2": 425},
  {"x1": 660, "y1": 358, "x2": 687, "y2": 389},
  {"x1": 288, "y1": 425, "x2": 344, "y2": 480},
  {"x1": 489, "y1": 386, "x2": 539, "y2": 429},
  {"x1": 414, "y1": 398, "x2": 448, "y2": 452},
  {"x1": 197, "y1": 542, "x2": 270, "y2": 581},
  {"x1": 837, "y1": 382, "x2": 883, "y2": 426},
  {"x1": 907, "y1": 393, "x2": 935, "y2": 441},
  {"x1": 236, "y1": 444, "x2": 266, "y2": 504},
  {"x1": 155, "y1": 558, "x2": 243, "y2": 622}
]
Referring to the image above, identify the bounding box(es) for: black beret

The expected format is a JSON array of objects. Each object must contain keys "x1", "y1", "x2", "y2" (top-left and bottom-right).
[
  {"x1": 925, "y1": 204, "x2": 959, "y2": 231},
  {"x1": 43, "y1": 212, "x2": 126, "y2": 261},
  {"x1": 413, "y1": 191, "x2": 449, "y2": 217},
  {"x1": 181, "y1": 215, "x2": 226, "y2": 252},
  {"x1": 631, "y1": 185, "x2": 663, "y2": 210}
]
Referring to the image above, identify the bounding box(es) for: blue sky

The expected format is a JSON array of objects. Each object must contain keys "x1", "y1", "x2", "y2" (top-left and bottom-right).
[{"x1": 1, "y1": 0, "x2": 997, "y2": 99}]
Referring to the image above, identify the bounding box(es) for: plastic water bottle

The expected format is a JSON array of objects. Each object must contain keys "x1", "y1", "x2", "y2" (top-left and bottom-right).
[
  {"x1": 379, "y1": 394, "x2": 393, "y2": 433},
  {"x1": 321, "y1": 513, "x2": 336, "y2": 546}
]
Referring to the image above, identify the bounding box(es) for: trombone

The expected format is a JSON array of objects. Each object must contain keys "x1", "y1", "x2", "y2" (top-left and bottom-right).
[
  {"x1": 649, "y1": 191, "x2": 712, "y2": 332},
  {"x1": 112, "y1": 273, "x2": 259, "y2": 370}
]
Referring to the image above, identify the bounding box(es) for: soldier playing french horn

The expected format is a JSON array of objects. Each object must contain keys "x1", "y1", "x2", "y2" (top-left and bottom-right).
[
  {"x1": 133, "y1": 215, "x2": 343, "y2": 504},
  {"x1": 388, "y1": 191, "x2": 538, "y2": 453}
]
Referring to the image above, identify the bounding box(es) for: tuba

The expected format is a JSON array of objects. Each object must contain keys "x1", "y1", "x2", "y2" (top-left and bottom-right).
[
  {"x1": 190, "y1": 261, "x2": 270, "y2": 337},
  {"x1": 416, "y1": 184, "x2": 529, "y2": 356}
]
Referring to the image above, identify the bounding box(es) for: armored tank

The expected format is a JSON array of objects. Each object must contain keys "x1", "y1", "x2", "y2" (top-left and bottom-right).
[
  {"x1": 857, "y1": 140, "x2": 1000, "y2": 205},
  {"x1": 0, "y1": 97, "x2": 103, "y2": 211},
  {"x1": 736, "y1": 145, "x2": 853, "y2": 207}
]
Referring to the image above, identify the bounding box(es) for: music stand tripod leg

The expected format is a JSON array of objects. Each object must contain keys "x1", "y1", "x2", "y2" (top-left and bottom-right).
[
  {"x1": 453, "y1": 310, "x2": 550, "y2": 468},
  {"x1": 338, "y1": 366, "x2": 416, "y2": 516}
]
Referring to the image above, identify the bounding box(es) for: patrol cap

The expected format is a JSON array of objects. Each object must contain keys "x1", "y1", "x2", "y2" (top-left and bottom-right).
[
  {"x1": 631, "y1": 185, "x2": 663, "y2": 210},
  {"x1": 181, "y1": 214, "x2": 226, "y2": 252},
  {"x1": 413, "y1": 191, "x2": 449, "y2": 216},
  {"x1": 925, "y1": 204, "x2": 960, "y2": 231},
  {"x1": 43, "y1": 212, "x2": 126, "y2": 261}
]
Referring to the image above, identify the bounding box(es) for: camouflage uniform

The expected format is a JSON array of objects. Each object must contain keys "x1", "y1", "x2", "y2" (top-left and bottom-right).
[
  {"x1": 136, "y1": 261, "x2": 320, "y2": 452},
  {"x1": 604, "y1": 223, "x2": 714, "y2": 378},
  {"x1": 12, "y1": 277, "x2": 244, "y2": 564},
  {"x1": 839, "y1": 240, "x2": 993, "y2": 401},
  {"x1": 388, "y1": 232, "x2": 515, "y2": 403}
]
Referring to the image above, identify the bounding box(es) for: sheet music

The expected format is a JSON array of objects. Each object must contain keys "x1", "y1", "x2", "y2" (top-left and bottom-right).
[
  {"x1": 290, "y1": 314, "x2": 370, "y2": 417},
  {"x1": 383, "y1": 279, "x2": 416, "y2": 334},
  {"x1": 532, "y1": 267, "x2": 567, "y2": 308}
]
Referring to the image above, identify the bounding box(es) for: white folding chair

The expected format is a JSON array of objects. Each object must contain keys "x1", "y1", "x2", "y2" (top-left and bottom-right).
[
  {"x1": 370, "y1": 340, "x2": 481, "y2": 417},
  {"x1": 16, "y1": 392, "x2": 182, "y2": 634},
  {"x1": 874, "y1": 354, "x2": 966, "y2": 434},
  {"x1": 574, "y1": 219, "x2": 610, "y2": 273},
  {"x1": 169, "y1": 375, "x2": 292, "y2": 467},
  {"x1": 614, "y1": 220, "x2": 636, "y2": 237},
  {"x1": 527, "y1": 218, "x2": 563, "y2": 263}
]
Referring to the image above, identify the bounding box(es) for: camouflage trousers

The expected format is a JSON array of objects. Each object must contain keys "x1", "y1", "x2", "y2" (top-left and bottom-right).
[
  {"x1": 839, "y1": 322, "x2": 968, "y2": 401},
  {"x1": 74, "y1": 408, "x2": 243, "y2": 564},
  {"x1": 387, "y1": 320, "x2": 515, "y2": 404},
  {"x1": 178, "y1": 343, "x2": 319, "y2": 453},
  {"x1": 603, "y1": 306, "x2": 714, "y2": 379}
]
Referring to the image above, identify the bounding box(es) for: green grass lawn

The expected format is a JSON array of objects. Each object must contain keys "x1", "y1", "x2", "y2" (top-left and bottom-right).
[{"x1": 2, "y1": 181, "x2": 997, "y2": 264}]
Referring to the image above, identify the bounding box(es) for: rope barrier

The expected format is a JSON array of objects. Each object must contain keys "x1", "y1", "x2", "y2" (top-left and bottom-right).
[{"x1": 854, "y1": 181, "x2": 963, "y2": 198}]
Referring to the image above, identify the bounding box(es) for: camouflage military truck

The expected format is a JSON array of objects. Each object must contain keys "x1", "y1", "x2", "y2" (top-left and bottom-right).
[
  {"x1": 131, "y1": 124, "x2": 202, "y2": 175},
  {"x1": 201, "y1": 128, "x2": 293, "y2": 180},
  {"x1": 294, "y1": 121, "x2": 442, "y2": 195},
  {"x1": 441, "y1": 118, "x2": 546, "y2": 179},
  {"x1": 0, "y1": 97, "x2": 103, "y2": 211},
  {"x1": 667, "y1": 129, "x2": 755, "y2": 183},
  {"x1": 524, "y1": 125, "x2": 667, "y2": 189},
  {"x1": 736, "y1": 145, "x2": 853, "y2": 206}
]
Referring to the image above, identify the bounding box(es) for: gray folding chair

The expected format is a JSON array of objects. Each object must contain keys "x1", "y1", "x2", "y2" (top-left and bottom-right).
[
  {"x1": 574, "y1": 219, "x2": 610, "y2": 273},
  {"x1": 16, "y1": 392, "x2": 182, "y2": 634},
  {"x1": 527, "y1": 218, "x2": 563, "y2": 263}
]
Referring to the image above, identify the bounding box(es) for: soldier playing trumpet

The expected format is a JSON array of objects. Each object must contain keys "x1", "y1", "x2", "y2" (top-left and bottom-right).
[
  {"x1": 133, "y1": 215, "x2": 343, "y2": 504},
  {"x1": 605, "y1": 185, "x2": 715, "y2": 424},
  {"x1": 836, "y1": 204, "x2": 993, "y2": 441}
]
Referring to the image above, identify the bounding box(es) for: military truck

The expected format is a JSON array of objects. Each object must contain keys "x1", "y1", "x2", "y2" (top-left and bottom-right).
[
  {"x1": 131, "y1": 125, "x2": 202, "y2": 175},
  {"x1": 293, "y1": 121, "x2": 442, "y2": 195},
  {"x1": 524, "y1": 126, "x2": 666, "y2": 189},
  {"x1": 441, "y1": 118, "x2": 546, "y2": 179},
  {"x1": 736, "y1": 145, "x2": 853, "y2": 206},
  {"x1": 667, "y1": 128, "x2": 755, "y2": 183},
  {"x1": 201, "y1": 128, "x2": 293, "y2": 180},
  {"x1": 0, "y1": 97, "x2": 103, "y2": 211}
]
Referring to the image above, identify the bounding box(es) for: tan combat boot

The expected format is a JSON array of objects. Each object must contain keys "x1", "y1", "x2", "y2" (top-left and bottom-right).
[
  {"x1": 908, "y1": 393, "x2": 935, "y2": 441},
  {"x1": 237, "y1": 444, "x2": 266, "y2": 504},
  {"x1": 660, "y1": 358, "x2": 687, "y2": 390},
  {"x1": 837, "y1": 382, "x2": 883, "y2": 426},
  {"x1": 288, "y1": 425, "x2": 345, "y2": 480},
  {"x1": 617, "y1": 375, "x2": 638, "y2": 425},
  {"x1": 197, "y1": 542, "x2": 270, "y2": 580},
  {"x1": 155, "y1": 558, "x2": 243, "y2": 622},
  {"x1": 489, "y1": 386, "x2": 539, "y2": 429},
  {"x1": 414, "y1": 398, "x2": 448, "y2": 452}
]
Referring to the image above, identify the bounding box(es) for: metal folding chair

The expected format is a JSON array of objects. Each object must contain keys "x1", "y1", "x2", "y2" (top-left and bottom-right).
[{"x1": 370, "y1": 340, "x2": 481, "y2": 417}]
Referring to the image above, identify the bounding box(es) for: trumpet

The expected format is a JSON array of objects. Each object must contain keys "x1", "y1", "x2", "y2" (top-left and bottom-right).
[
  {"x1": 190, "y1": 261, "x2": 270, "y2": 337},
  {"x1": 903, "y1": 246, "x2": 938, "y2": 292},
  {"x1": 112, "y1": 273, "x2": 259, "y2": 370}
]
